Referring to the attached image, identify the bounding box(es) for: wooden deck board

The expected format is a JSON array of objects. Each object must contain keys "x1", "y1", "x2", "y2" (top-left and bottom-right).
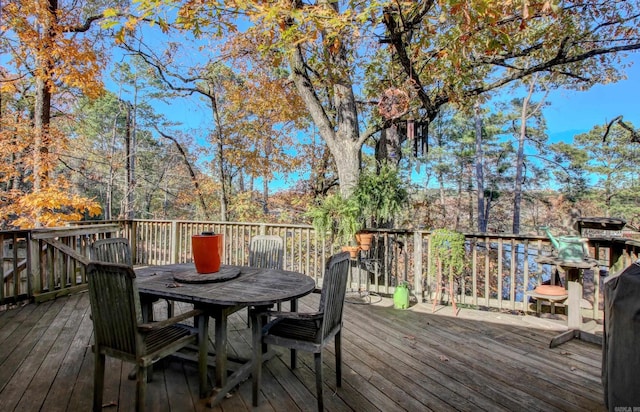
[
  {"x1": 349, "y1": 307, "x2": 548, "y2": 411},
  {"x1": 0, "y1": 291, "x2": 606, "y2": 411},
  {"x1": 378, "y1": 308, "x2": 599, "y2": 411},
  {"x1": 432, "y1": 313, "x2": 603, "y2": 407},
  {"x1": 16, "y1": 293, "x2": 88, "y2": 412}
]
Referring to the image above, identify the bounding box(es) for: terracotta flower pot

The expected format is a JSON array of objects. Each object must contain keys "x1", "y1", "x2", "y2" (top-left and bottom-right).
[
  {"x1": 192, "y1": 233, "x2": 223, "y2": 274},
  {"x1": 341, "y1": 245, "x2": 360, "y2": 260},
  {"x1": 356, "y1": 232, "x2": 373, "y2": 251}
]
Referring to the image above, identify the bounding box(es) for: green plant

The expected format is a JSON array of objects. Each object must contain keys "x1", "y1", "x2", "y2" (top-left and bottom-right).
[
  {"x1": 306, "y1": 194, "x2": 362, "y2": 245},
  {"x1": 429, "y1": 228, "x2": 466, "y2": 315},
  {"x1": 429, "y1": 229, "x2": 466, "y2": 275},
  {"x1": 355, "y1": 162, "x2": 408, "y2": 227}
]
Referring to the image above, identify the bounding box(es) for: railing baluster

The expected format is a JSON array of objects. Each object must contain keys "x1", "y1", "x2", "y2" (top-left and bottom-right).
[{"x1": 4, "y1": 220, "x2": 633, "y2": 317}]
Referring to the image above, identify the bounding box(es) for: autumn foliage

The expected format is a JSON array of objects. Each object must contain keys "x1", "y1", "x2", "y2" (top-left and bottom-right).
[{"x1": 1, "y1": 0, "x2": 104, "y2": 228}]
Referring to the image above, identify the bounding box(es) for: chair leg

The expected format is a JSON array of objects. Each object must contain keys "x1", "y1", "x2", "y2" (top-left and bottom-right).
[
  {"x1": 335, "y1": 331, "x2": 342, "y2": 388},
  {"x1": 314, "y1": 352, "x2": 323, "y2": 411},
  {"x1": 136, "y1": 366, "x2": 148, "y2": 412},
  {"x1": 93, "y1": 352, "x2": 105, "y2": 412},
  {"x1": 166, "y1": 299, "x2": 174, "y2": 318}
]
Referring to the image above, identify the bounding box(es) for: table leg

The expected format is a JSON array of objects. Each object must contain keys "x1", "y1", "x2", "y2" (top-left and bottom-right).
[
  {"x1": 208, "y1": 306, "x2": 259, "y2": 408},
  {"x1": 289, "y1": 298, "x2": 297, "y2": 369},
  {"x1": 251, "y1": 306, "x2": 266, "y2": 407},
  {"x1": 144, "y1": 307, "x2": 214, "y2": 397},
  {"x1": 197, "y1": 312, "x2": 209, "y2": 398},
  {"x1": 213, "y1": 308, "x2": 227, "y2": 389}
]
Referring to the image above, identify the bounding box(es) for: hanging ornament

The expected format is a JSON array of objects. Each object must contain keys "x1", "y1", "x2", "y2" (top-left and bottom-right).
[{"x1": 378, "y1": 88, "x2": 409, "y2": 120}]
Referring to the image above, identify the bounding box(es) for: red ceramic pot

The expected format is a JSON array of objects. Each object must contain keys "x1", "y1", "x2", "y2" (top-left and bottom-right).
[{"x1": 192, "y1": 234, "x2": 223, "y2": 274}]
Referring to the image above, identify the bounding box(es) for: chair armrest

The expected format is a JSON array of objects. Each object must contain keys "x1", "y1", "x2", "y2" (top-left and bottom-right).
[
  {"x1": 138, "y1": 308, "x2": 204, "y2": 332},
  {"x1": 312, "y1": 288, "x2": 322, "y2": 294},
  {"x1": 265, "y1": 310, "x2": 324, "y2": 320}
]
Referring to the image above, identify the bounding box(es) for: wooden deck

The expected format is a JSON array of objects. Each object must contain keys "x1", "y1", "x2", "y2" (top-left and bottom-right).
[{"x1": 0, "y1": 291, "x2": 605, "y2": 411}]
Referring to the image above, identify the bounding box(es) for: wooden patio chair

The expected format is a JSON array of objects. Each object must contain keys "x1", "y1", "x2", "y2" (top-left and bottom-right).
[
  {"x1": 245, "y1": 235, "x2": 285, "y2": 325},
  {"x1": 86, "y1": 262, "x2": 208, "y2": 412},
  {"x1": 249, "y1": 235, "x2": 284, "y2": 269},
  {"x1": 91, "y1": 237, "x2": 174, "y2": 318},
  {"x1": 251, "y1": 251, "x2": 350, "y2": 411},
  {"x1": 90, "y1": 237, "x2": 133, "y2": 265}
]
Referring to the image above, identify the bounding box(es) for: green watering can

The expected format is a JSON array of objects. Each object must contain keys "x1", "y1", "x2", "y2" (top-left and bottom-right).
[
  {"x1": 393, "y1": 282, "x2": 410, "y2": 309},
  {"x1": 541, "y1": 226, "x2": 587, "y2": 262}
]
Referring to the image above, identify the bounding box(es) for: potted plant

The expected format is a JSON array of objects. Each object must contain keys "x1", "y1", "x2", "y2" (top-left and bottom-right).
[
  {"x1": 307, "y1": 194, "x2": 362, "y2": 258},
  {"x1": 353, "y1": 162, "x2": 408, "y2": 251},
  {"x1": 355, "y1": 232, "x2": 374, "y2": 251},
  {"x1": 354, "y1": 162, "x2": 408, "y2": 228},
  {"x1": 429, "y1": 229, "x2": 466, "y2": 316}
]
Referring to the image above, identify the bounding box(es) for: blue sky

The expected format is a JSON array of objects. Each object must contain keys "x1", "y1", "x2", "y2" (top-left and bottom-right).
[
  {"x1": 136, "y1": 48, "x2": 639, "y2": 191},
  {"x1": 544, "y1": 56, "x2": 639, "y2": 143},
  {"x1": 152, "y1": 51, "x2": 639, "y2": 145}
]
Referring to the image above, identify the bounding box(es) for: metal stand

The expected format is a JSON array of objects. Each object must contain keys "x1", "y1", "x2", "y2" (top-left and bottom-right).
[
  {"x1": 345, "y1": 255, "x2": 381, "y2": 305},
  {"x1": 546, "y1": 259, "x2": 603, "y2": 348}
]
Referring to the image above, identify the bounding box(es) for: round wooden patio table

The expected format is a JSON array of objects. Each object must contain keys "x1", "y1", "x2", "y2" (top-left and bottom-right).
[{"x1": 135, "y1": 263, "x2": 316, "y2": 407}]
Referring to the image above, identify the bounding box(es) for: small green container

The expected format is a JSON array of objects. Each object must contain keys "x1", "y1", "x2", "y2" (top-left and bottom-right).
[{"x1": 393, "y1": 283, "x2": 410, "y2": 309}]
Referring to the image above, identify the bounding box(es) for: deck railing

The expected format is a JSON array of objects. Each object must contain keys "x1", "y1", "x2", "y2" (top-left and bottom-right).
[
  {"x1": 1, "y1": 224, "x2": 122, "y2": 305},
  {"x1": 3, "y1": 219, "x2": 640, "y2": 318}
]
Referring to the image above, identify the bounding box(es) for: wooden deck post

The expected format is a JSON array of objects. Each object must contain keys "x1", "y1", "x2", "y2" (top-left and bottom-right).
[
  {"x1": 170, "y1": 221, "x2": 179, "y2": 264},
  {"x1": 413, "y1": 231, "x2": 423, "y2": 302},
  {"x1": 28, "y1": 233, "x2": 41, "y2": 296}
]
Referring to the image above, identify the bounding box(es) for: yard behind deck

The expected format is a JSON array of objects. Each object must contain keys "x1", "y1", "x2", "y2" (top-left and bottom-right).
[{"x1": 0, "y1": 292, "x2": 605, "y2": 411}]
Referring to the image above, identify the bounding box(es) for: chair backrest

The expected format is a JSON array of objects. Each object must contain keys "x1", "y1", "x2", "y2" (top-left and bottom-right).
[
  {"x1": 249, "y1": 235, "x2": 284, "y2": 269},
  {"x1": 86, "y1": 262, "x2": 142, "y2": 357},
  {"x1": 91, "y1": 238, "x2": 132, "y2": 266},
  {"x1": 319, "y1": 252, "x2": 351, "y2": 340}
]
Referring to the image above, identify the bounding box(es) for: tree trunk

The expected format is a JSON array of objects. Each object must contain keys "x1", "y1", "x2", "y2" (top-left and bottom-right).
[
  {"x1": 32, "y1": 0, "x2": 59, "y2": 227},
  {"x1": 125, "y1": 103, "x2": 135, "y2": 220},
  {"x1": 33, "y1": 78, "x2": 51, "y2": 227},
  {"x1": 376, "y1": 125, "x2": 404, "y2": 165},
  {"x1": 105, "y1": 106, "x2": 121, "y2": 220},
  {"x1": 455, "y1": 163, "x2": 463, "y2": 232},
  {"x1": 156, "y1": 128, "x2": 211, "y2": 220},
  {"x1": 467, "y1": 164, "x2": 474, "y2": 231},
  {"x1": 438, "y1": 172, "x2": 446, "y2": 222},
  {"x1": 262, "y1": 140, "x2": 271, "y2": 215},
  {"x1": 207, "y1": 81, "x2": 228, "y2": 221},
  {"x1": 287, "y1": 40, "x2": 362, "y2": 198},
  {"x1": 512, "y1": 80, "x2": 535, "y2": 234},
  {"x1": 262, "y1": 177, "x2": 269, "y2": 215},
  {"x1": 474, "y1": 102, "x2": 487, "y2": 233}
]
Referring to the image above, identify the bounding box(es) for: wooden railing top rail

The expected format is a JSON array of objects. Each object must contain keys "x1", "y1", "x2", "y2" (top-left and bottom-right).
[{"x1": 30, "y1": 223, "x2": 121, "y2": 239}]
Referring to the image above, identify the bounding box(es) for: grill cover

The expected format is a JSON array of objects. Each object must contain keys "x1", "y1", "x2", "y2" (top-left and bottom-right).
[{"x1": 602, "y1": 261, "x2": 640, "y2": 410}]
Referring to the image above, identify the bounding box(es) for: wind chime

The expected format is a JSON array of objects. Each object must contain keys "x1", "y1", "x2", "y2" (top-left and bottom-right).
[
  {"x1": 378, "y1": 87, "x2": 429, "y2": 157},
  {"x1": 401, "y1": 118, "x2": 429, "y2": 157}
]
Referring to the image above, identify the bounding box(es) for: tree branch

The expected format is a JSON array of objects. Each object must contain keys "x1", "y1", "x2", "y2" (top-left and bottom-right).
[{"x1": 154, "y1": 127, "x2": 211, "y2": 220}]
